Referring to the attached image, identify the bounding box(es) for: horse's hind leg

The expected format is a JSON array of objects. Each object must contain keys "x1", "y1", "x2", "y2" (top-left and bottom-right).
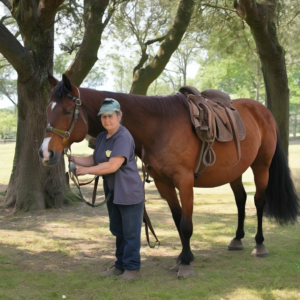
[
  {"x1": 251, "y1": 164, "x2": 270, "y2": 256},
  {"x1": 228, "y1": 176, "x2": 247, "y2": 250}
]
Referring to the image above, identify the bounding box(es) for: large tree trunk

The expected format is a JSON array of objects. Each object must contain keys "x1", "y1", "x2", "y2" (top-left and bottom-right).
[
  {"x1": 5, "y1": 78, "x2": 76, "y2": 210},
  {"x1": 234, "y1": 0, "x2": 290, "y2": 155}
]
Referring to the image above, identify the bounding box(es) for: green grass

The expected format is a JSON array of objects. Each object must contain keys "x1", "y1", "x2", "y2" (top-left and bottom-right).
[{"x1": 0, "y1": 142, "x2": 299, "y2": 299}]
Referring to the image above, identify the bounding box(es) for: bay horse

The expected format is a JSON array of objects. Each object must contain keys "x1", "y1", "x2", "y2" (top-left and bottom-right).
[{"x1": 39, "y1": 74, "x2": 299, "y2": 277}]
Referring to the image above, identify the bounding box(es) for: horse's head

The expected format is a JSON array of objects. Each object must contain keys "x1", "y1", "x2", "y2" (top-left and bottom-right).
[{"x1": 38, "y1": 74, "x2": 88, "y2": 166}]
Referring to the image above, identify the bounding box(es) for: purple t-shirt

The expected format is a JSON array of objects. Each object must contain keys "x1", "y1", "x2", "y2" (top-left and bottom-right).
[{"x1": 93, "y1": 125, "x2": 144, "y2": 205}]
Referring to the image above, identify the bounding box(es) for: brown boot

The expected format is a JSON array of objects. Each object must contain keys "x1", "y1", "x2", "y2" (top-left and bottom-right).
[
  {"x1": 101, "y1": 266, "x2": 124, "y2": 277},
  {"x1": 119, "y1": 270, "x2": 142, "y2": 281}
]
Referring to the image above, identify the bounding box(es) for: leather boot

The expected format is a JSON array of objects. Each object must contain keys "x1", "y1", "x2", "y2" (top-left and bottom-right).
[
  {"x1": 119, "y1": 269, "x2": 142, "y2": 280},
  {"x1": 101, "y1": 266, "x2": 123, "y2": 277}
]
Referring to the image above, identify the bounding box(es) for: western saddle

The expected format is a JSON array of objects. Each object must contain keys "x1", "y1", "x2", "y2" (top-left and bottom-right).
[{"x1": 178, "y1": 86, "x2": 246, "y2": 178}]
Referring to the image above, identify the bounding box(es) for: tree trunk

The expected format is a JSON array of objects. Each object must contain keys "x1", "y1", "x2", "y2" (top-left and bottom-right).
[
  {"x1": 235, "y1": 0, "x2": 290, "y2": 155},
  {"x1": 256, "y1": 57, "x2": 260, "y2": 101},
  {"x1": 5, "y1": 77, "x2": 77, "y2": 210}
]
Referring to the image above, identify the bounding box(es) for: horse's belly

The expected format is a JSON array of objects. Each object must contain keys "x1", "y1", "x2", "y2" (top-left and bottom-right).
[{"x1": 193, "y1": 131, "x2": 260, "y2": 187}]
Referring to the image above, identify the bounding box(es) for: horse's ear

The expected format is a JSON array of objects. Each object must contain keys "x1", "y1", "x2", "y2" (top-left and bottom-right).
[
  {"x1": 48, "y1": 72, "x2": 58, "y2": 89},
  {"x1": 62, "y1": 74, "x2": 72, "y2": 92}
]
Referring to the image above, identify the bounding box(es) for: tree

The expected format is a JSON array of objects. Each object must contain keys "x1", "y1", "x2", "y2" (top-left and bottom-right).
[
  {"x1": 234, "y1": 0, "x2": 290, "y2": 155},
  {"x1": 0, "y1": 0, "x2": 118, "y2": 211},
  {"x1": 122, "y1": 0, "x2": 196, "y2": 95}
]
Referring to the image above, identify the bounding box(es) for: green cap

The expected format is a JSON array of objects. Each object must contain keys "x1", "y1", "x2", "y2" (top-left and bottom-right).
[{"x1": 97, "y1": 98, "x2": 121, "y2": 116}]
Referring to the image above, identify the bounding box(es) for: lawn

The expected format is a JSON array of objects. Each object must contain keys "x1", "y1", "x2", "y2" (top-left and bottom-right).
[{"x1": 0, "y1": 141, "x2": 299, "y2": 299}]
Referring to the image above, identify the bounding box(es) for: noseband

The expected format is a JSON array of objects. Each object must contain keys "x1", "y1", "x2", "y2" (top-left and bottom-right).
[{"x1": 46, "y1": 89, "x2": 88, "y2": 148}]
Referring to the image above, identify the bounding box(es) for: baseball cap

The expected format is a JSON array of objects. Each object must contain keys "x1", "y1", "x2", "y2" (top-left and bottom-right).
[{"x1": 97, "y1": 98, "x2": 121, "y2": 116}]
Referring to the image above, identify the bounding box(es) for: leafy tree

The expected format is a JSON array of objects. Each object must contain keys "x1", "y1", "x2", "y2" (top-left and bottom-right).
[{"x1": 0, "y1": 0, "x2": 121, "y2": 211}]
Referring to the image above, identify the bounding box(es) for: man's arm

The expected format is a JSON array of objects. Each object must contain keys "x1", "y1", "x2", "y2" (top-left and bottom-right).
[
  {"x1": 76, "y1": 156, "x2": 125, "y2": 176},
  {"x1": 71, "y1": 155, "x2": 94, "y2": 167}
]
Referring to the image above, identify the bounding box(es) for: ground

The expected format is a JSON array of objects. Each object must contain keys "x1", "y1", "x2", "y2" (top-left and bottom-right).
[{"x1": 0, "y1": 141, "x2": 299, "y2": 299}]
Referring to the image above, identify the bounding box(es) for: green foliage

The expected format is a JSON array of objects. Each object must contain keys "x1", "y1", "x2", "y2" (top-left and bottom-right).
[{"x1": 0, "y1": 107, "x2": 17, "y2": 139}]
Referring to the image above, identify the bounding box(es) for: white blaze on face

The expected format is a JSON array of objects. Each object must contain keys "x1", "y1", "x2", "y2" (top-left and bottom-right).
[
  {"x1": 42, "y1": 137, "x2": 52, "y2": 161},
  {"x1": 51, "y1": 102, "x2": 56, "y2": 111}
]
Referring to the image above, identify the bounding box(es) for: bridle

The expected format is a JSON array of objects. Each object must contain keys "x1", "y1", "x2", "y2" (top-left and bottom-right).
[{"x1": 46, "y1": 88, "x2": 88, "y2": 148}]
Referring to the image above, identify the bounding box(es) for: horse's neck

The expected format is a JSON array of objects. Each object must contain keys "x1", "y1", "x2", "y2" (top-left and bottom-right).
[{"x1": 81, "y1": 90, "x2": 153, "y2": 154}]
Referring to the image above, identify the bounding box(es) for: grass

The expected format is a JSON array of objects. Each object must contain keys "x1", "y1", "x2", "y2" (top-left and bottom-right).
[{"x1": 0, "y1": 142, "x2": 299, "y2": 299}]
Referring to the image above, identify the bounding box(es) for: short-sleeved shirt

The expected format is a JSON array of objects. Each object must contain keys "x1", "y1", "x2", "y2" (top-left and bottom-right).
[{"x1": 93, "y1": 125, "x2": 144, "y2": 205}]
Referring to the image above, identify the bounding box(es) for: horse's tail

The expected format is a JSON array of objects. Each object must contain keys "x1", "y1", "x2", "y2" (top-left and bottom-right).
[{"x1": 264, "y1": 132, "x2": 300, "y2": 224}]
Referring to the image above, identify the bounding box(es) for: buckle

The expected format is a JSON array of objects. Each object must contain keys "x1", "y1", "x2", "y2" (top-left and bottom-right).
[
  {"x1": 65, "y1": 131, "x2": 70, "y2": 138},
  {"x1": 75, "y1": 98, "x2": 81, "y2": 105}
]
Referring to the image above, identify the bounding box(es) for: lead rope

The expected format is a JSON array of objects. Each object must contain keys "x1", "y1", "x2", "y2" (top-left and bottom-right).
[
  {"x1": 141, "y1": 145, "x2": 160, "y2": 248},
  {"x1": 64, "y1": 148, "x2": 111, "y2": 207}
]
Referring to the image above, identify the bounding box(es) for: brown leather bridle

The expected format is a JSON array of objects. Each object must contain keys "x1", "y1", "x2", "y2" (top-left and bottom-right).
[{"x1": 46, "y1": 88, "x2": 88, "y2": 148}]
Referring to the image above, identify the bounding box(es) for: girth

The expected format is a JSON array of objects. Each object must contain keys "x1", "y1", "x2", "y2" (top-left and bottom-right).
[{"x1": 178, "y1": 86, "x2": 246, "y2": 178}]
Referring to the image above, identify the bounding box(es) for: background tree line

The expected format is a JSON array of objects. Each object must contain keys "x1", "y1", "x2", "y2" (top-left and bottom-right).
[{"x1": 0, "y1": 0, "x2": 300, "y2": 211}]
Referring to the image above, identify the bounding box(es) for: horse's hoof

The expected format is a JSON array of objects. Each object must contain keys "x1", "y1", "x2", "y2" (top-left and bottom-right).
[
  {"x1": 251, "y1": 244, "x2": 269, "y2": 257},
  {"x1": 169, "y1": 263, "x2": 181, "y2": 272},
  {"x1": 227, "y1": 238, "x2": 244, "y2": 250},
  {"x1": 177, "y1": 264, "x2": 195, "y2": 278}
]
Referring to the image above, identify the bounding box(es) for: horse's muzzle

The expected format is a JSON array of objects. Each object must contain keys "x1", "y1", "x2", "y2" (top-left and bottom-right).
[{"x1": 38, "y1": 147, "x2": 61, "y2": 166}]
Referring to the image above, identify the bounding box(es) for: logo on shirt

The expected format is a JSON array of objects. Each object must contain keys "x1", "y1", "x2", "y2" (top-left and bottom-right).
[{"x1": 106, "y1": 150, "x2": 112, "y2": 158}]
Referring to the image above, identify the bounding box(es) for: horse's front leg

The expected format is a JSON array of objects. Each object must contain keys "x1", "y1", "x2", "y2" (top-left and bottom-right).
[
  {"x1": 174, "y1": 172, "x2": 195, "y2": 277},
  {"x1": 154, "y1": 176, "x2": 195, "y2": 278},
  {"x1": 154, "y1": 179, "x2": 183, "y2": 246}
]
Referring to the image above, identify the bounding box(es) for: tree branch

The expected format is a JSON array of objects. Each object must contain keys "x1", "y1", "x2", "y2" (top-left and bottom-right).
[
  {"x1": 0, "y1": 85, "x2": 17, "y2": 106},
  {"x1": 234, "y1": 0, "x2": 259, "y2": 21},
  {"x1": 145, "y1": 35, "x2": 166, "y2": 46},
  {"x1": 65, "y1": 0, "x2": 112, "y2": 86},
  {"x1": 0, "y1": 0, "x2": 12, "y2": 11},
  {"x1": 130, "y1": 0, "x2": 196, "y2": 95},
  {"x1": 0, "y1": 22, "x2": 32, "y2": 78},
  {"x1": 37, "y1": 0, "x2": 65, "y2": 29}
]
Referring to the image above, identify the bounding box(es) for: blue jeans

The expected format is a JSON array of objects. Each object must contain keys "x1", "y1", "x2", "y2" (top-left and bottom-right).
[{"x1": 104, "y1": 180, "x2": 144, "y2": 270}]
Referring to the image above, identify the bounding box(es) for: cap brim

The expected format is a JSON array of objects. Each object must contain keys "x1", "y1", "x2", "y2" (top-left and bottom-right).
[{"x1": 97, "y1": 110, "x2": 115, "y2": 116}]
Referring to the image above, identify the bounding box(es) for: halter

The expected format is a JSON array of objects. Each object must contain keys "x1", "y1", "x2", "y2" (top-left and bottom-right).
[{"x1": 46, "y1": 88, "x2": 88, "y2": 148}]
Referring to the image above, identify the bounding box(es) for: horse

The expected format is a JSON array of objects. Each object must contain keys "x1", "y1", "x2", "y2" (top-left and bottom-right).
[{"x1": 39, "y1": 74, "x2": 299, "y2": 277}]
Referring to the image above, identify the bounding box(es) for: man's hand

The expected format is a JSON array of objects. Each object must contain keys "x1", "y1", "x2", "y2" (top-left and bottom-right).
[{"x1": 76, "y1": 165, "x2": 87, "y2": 176}]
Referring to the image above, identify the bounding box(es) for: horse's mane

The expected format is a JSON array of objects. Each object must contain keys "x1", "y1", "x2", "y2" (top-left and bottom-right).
[
  {"x1": 51, "y1": 82, "x2": 189, "y2": 119},
  {"x1": 99, "y1": 91, "x2": 190, "y2": 119}
]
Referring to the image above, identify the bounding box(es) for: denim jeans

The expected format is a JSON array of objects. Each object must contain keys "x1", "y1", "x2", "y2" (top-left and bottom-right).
[{"x1": 104, "y1": 179, "x2": 144, "y2": 270}]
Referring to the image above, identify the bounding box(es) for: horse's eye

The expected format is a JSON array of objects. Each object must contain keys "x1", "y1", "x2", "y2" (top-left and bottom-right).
[{"x1": 65, "y1": 111, "x2": 72, "y2": 116}]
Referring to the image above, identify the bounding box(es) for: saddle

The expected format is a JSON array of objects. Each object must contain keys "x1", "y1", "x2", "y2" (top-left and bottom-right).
[{"x1": 178, "y1": 86, "x2": 246, "y2": 177}]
